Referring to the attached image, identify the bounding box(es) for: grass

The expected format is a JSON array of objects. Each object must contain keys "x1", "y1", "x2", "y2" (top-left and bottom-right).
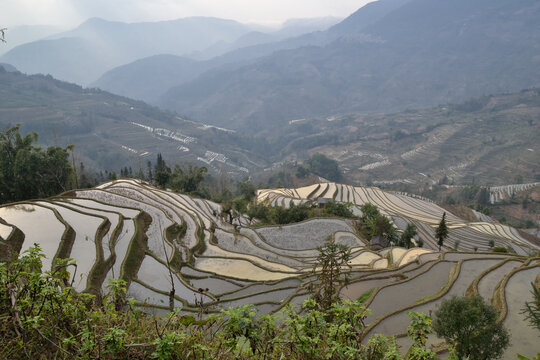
[{"x1": 358, "y1": 287, "x2": 375, "y2": 303}]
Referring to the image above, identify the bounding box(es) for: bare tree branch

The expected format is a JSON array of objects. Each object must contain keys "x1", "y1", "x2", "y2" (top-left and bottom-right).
[{"x1": 0, "y1": 28, "x2": 6, "y2": 43}]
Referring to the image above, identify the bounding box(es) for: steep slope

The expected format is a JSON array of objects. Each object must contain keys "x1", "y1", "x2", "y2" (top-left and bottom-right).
[
  {"x1": 0, "y1": 69, "x2": 266, "y2": 174},
  {"x1": 1, "y1": 17, "x2": 254, "y2": 85},
  {"x1": 160, "y1": 0, "x2": 540, "y2": 133},
  {"x1": 1, "y1": 179, "x2": 537, "y2": 358},
  {"x1": 189, "y1": 16, "x2": 343, "y2": 60},
  {"x1": 257, "y1": 89, "x2": 540, "y2": 186},
  {"x1": 93, "y1": 0, "x2": 411, "y2": 105},
  {"x1": 91, "y1": 55, "x2": 214, "y2": 103},
  {"x1": 257, "y1": 182, "x2": 539, "y2": 254}
]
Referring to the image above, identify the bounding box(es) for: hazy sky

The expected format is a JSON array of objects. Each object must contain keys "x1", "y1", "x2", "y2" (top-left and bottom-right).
[{"x1": 1, "y1": 0, "x2": 375, "y2": 28}]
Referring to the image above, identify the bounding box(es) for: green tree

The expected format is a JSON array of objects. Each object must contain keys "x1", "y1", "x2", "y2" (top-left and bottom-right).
[
  {"x1": 296, "y1": 164, "x2": 309, "y2": 178},
  {"x1": 406, "y1": 312, "x2": 436, "y2": 359},
  {"x1": 477, "y1": 187, "x2": 490, "y2": 206},
  {"x1": 232, "y1": 197, "x2": 248, "y2": 215},
  {"x1": 311, "y1": 243, "x2": 351, "y2": 310},
  {"x1": 305, "y1": 153, "x2": 342, "y2": 182},
  {"x1": 146, "y1": 160, "x2": 153, "y2": 182},
  {"x1": 322, "y1": 201, "x2": 355, "y2": 218},
  {"x1": 360, "y1": 203, "x2": 381, "y2": 223},
  {"x1": 154, "y1": 153, "x2": 171, "y2": 187},
  {"x1": 399, "y1": 223, "x2": 418, "y2": 249},
  {"x1": 435, "y1": 212, "x2": 449, "y2": 251},
  {"x1": 169, "y1": 164, "x2": 207, "y2": 194},
  {"x1": 246, "y1": 203, "x2": 269, "y2": 223},
  {"x1": 357, "y1": 203, "x2": 398, "y2": 245},
  {"x1": 267, "y1": 202, "x2": 309, "y2": 225},
  {"x1": 368, "y1": 215, "x2": 398, "y2": 244},
  {"x1": 433, "y1": 295, "x2": 509, "y2": 360},
  {"x1": 521, "y1": 279, "x2": 540, "y2": 331},
  {"x1": 236, "y1": 177, "x2": 256, "y2": 202},
  {"x1": 0, "y1": 125, "x2": 74, "y2": 204}
]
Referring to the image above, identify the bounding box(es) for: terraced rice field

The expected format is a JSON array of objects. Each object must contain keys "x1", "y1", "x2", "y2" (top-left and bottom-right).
[
  {"x1": 489, "y1": 182, "x2": 540, "y2": 204},
  {"x1": 257, "y1": 182, "x2": 539, "y2": 254},
  {"x1": 0, "y1": 203, "x2": 67, "y2": 271},
  {"x1": 0, "y1": 180, "x2": 538, "y2": 357}
]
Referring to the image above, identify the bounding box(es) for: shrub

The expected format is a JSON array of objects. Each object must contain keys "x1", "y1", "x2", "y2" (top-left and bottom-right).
[
  {"x1": 521, "y1": 280, "x2": 540, "y2": 331},
  {"x1": 322, "y1": 200, "x2": 355, "y2": 218},
  {"x1": 2, "y1": 245, "x2": 489, "y2": 359},
  {"x1": 492, "y1": 246, "x2": 508, "y2": 253},
  {"x1": 433, "y1": 295, "x2": 509, "y2": 360}
]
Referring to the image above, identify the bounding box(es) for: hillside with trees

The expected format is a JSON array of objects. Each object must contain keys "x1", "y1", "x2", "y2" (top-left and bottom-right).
[
  {"x1": 0, "y1": 68, "x2": 267, "y2": 176},
  {"x1": 159, "y1": 0, "x2": 540, "y2": 133}
]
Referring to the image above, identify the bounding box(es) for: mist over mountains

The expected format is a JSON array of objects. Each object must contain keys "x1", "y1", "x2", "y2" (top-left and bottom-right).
[
  {"x1": 0, "y1": 17, "x2": 253, "y2": 85},
  {"x1": 160, "y1": 0, "x2": 540, "y2": 132},
  {"x1": 0, "y1": 0, "x2": 539, "y2": 183},
  {"x1": 0, "y1": 25, "x2": 64, "y2": 56},
  {"x1": 92, "y1": 0, "x2": 412, "y2": 106},
  {"x1": 0, "y1": 16, "x2": 339, "y2": 86},
  {"x1": 67, "y1": 0, "x2": 540, "y2": 135}
]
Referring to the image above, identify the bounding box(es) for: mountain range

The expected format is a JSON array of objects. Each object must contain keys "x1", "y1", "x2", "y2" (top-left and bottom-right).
[
  {"x1": 1, "y1": 65, "x2": 538, "y2": 189},
  {"x1": 3, "y1": 0, "x2": 538, "y2": 134},
  {"x1": 91, "y1": 0, "x2": 414, "y2": 106},
  {"x1": 0, "y1": 67, "x2": 267, "y2": 174},
  {"x1": 0, "y1": 16, "x2": 339, "y2": 86},
  {"x1": 159, "y1": 0, "x2": 540, "y2": 132}
]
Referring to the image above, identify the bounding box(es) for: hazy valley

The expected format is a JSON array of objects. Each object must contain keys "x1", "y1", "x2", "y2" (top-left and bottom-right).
[{"x1": 0, "y1": 0, "x2": 539, "y2": 358}]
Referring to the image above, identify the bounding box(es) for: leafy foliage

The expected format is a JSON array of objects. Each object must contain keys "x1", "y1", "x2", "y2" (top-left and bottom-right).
[
  {"x1": 322, "y1": 200, "x2": 355, "y2": 218},
  {"x1": 152, "y1": 153, "x2": 208, "y2": 196},
  {"x1": 399, "y1": 223, "x2": 418, "y2": 249},
  {"x1": 169, "y1": 165, "x2": 208, "y2": 194},
  {"x1": 0, "y1": 125, "x2": 74, "y2": 204},
  {"x1": 0, "y1": 245, "x2": 444, "y2": 359},
  {"x1": 433, "y1": 295, "x2": 509, "y2": 360},
  {"x1": 248, "y1": 200, "x2": 357, "y2": 226},
  {"x1": 357, "y1": 203, "x2": 399, "y2": 245},
  {"x1": 407, "y1": 312, "x2": 433, "y2": 347},
  {"x1": 521, "y1": 280, "x2": 540, "y2": 331},
  {"x1": 311, "y1": 242, "x2": 352, "y2": 310},
  {"x1": 305, "y1": 153, "x2": 342, "y2": 181}
]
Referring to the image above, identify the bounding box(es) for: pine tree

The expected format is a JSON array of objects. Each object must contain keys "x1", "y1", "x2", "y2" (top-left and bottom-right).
[
  {"x1": 147, "y1": 160, "x2": 153, "y2": 182},
  {"x1": 154, "y1": 153, "x2": 171, "y2": 186},
  {"x1": 435, "y1": 212, "x2": 449, "y2": 251}
]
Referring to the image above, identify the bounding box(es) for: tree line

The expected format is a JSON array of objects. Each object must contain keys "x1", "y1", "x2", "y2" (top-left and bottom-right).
[{"x1": 0, "y1": 125, "x2": 74, "y2": 204}]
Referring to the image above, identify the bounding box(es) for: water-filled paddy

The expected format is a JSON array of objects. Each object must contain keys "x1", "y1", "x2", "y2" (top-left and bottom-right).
[
  {"x1": 0, "y1": 222, "x2": 13, "y2": 240},
  {"x1": 0, "y1": 203, "x2": 65, "y2": 271},
  {"x1": 256, "y1": 218, "x2": 354, "y2": 250},
  {"x1": 366, "y1": 261, "x2": 455, "y2": 321},
  {"x1": 502, "y1": 267, "x2": 540, "y2": 358},
  {"x1": 195, "y1": 257, "x2": 297, "y2": 281},
  {"x1": 477, "y1": 260, "x2": 523, "y2": 300},
  {"x1": 367, "y1": 259, "x2": 502, "y2": 336}
]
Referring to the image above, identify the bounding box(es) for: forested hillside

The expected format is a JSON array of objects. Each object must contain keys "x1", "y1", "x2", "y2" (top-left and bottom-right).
[
  {"x1": 0, "y1": 68, "x2": 267, "y2": 174},
  {"x1": 160, "y1": 0, "x2": 540, "y2": 132}
]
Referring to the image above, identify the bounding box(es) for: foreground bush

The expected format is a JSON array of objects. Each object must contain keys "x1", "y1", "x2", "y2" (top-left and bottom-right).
[
  {"x1": 1, "y1": 245, "x2": 440, "y2": 359},
  {"x1": 433, "y1": 295, "x2": 509, "y2": 360}
]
